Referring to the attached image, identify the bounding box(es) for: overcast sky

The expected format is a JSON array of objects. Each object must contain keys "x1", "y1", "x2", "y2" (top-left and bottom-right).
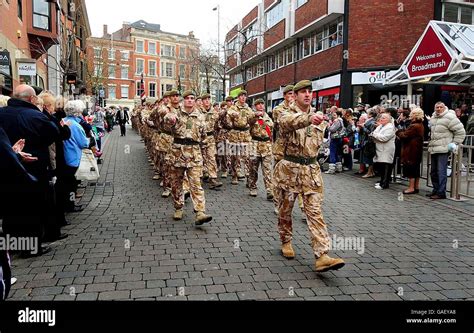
[{"x1": 85, "y1": 0, "x2": 259, "y2": 50}]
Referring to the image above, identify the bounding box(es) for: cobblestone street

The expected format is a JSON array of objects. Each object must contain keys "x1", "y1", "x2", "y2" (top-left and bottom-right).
[{"x1": 8, "y1": 126, "x2": 474, "y2": 301}]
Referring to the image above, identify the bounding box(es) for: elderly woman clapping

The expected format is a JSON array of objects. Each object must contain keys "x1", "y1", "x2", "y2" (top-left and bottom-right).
[
  {"x1": 63, "y1": 100, "x2": 89, "y2": 212},
  {"x1": 396, "y1": 108, "x2": 425, "y2": 194},
  {"x1": 370, "y1": 113, "x2": 396, "y2": 190}
]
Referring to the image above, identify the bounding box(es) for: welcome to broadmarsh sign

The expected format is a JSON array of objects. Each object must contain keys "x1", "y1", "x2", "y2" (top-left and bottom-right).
[{"x1": 407, "y1": 26, "x2": 453, "y2": 80}]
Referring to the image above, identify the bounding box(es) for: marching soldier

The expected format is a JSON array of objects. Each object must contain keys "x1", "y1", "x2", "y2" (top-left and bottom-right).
[
  {"x1": 273, "y1": 80, "x2": 345, "y2": 273},
  {"x1": 226, "y1": 91, "x2": 255, "y2": 185},
  {"x1": 162, "y1": 90, "x2": 212, "y2": 225},
  {"x1": 200, "y1": 93, "x2": 223, "y2": 190},
  {"x1": 157, "y1": 91, "x2": 176, "y2": 197},
  {"x1": 248, "y1": 99, "x2": 274, "y2": 199},
  {"x1": 216, "y1": 101, "x2": 231, "y2": 178}
]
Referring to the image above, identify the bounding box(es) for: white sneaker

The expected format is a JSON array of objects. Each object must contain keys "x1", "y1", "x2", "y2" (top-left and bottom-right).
[
  {"x1": 11, "y1": 277, "x2": 17, "y2": 285},
  {"x1": 375, "y1": 182, "x2": 380, "y2": 186},
  {"x1": 374, "y1": 184, "x2": 383, "y2": 190}
]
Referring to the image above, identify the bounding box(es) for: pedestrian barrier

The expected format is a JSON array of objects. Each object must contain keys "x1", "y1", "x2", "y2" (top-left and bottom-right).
[{"x1": 450, "y1": 135, "x2": 474, "y2": 200}]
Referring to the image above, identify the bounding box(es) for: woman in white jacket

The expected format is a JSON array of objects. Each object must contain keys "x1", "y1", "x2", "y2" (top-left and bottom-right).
[{"x1": 370, "y1": 113, "x2": 396, "y2": 189}]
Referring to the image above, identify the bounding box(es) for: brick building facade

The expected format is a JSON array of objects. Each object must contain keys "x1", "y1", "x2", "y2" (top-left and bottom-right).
[
  {"x1": 225, "y1": 0, "x2": 473, "y2": 112},
  {"x1": 86, "y1": 20, "x2": 200, "y2": 107}
]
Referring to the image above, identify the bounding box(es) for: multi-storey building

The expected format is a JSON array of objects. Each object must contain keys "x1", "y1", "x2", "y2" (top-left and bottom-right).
[
  {"x1": 0, "y1": 0, "x2": 60, "y2": 94},
  {"x1": 226, "y1": 0, "x2": 473, "y2": 113},
  {"x1": 129, "y1": 20, "x2": 199, "y2": 99},
  {"x1": 48, "y1": 0, "x2": 91, "y2": 96},
  {"x1": 86, "y1": 20, "x2": 200, "y2": 107},
  {"x1": 86, "y1": 24, "x2": 135, "y2": 108}
]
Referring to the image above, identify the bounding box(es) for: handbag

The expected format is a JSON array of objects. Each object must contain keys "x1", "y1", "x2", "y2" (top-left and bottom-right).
[
  {"x1": 364, "y1": 138, "x2": 376, "y2": 159},
  {"x1": 75, "y1": 149, "x2": 100, "y2": 181}
]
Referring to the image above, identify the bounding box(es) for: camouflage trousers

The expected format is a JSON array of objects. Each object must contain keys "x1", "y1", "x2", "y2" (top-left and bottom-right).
[
  {"x1": 216, "y1": 141, "x2": 231, "y2": 173},
  {"x1": 202, "y1": 139, "x2": 218, "y2": 179},
  {"x1": 272, "y1": 158, "x2": 303, "y2": 210},
  {"x1": 248, "y1": 155, "x2": 273, "y2": 192},
  {"x1": 229, "y1": 143, "x2": 250, "y2": 179},
  {"x1": 276, "y1": 190, "x2": 330, "y2": 258},
  {"x1": 158, "y1": 152, "x2": 172, "y2": 191},
  {"x1": 170, "y1": 166, "x2": 206, "y2": 212}
]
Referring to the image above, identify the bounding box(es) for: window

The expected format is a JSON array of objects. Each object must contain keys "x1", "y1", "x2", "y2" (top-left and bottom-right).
[
  {"x1": 296, "y1": 0, "x2": 307, "y2": 9},
  {"x1": 443, "y1": 3, "x2": 473, "y2": 24},
  {"x1": 245, "y1": 22, "x2": 257, "y2": 42},
  {"x1": 226, "y1": 38, "x2": 237, "y2": 56},
  {"x1": 136, "y1": 81, "x2": 144, "y2": 97},
  {"x1": 94, "y1": 48, "x2": 101, "y2": 58},
  {"x1": 136, "y1": 40, "x2": 144, "y2": 53},
  {"x1": 17, "y1": 0, "x2": 22, "y2": 20},
  {"x1": 148, "y1": 42, "x2": 156, "y2": 55},
  {"x1": 161, "y1": 45, "x2": 175, "y2": 57},
  {"x1": 161, "y1": 62, "x2": 174, "y2": 77},
  {"x1": 136, "y1": 59, "x2": 144, "y2": 74},
  {"x1": 149, "y1": 83, "x2": 156, "y2": 98},
  {"x1": 286, "y1": 46, "x2": 294, "y2": 64},
  {"x1": 108, "y1": 65, "x2": 115, "y2": 78},
  {"x1": 149, "y1": 61, "x2": 156, "y2": 76},
  {"x1": 121, "y1": 66, "x2": 128, "y2": 79},
  {"x1": 108, "y1": 49, "x2": 115, "y2": 60},
  {"x1": 108, "y1": 86, "x2": 116, "y2": 99},
  {"x1": 121, "y1": 51, "x2": 129, "y2": 60},
  {"x1": 94, "y1": 63, "x2": 102, "y2": 76},
  {"x1": 257, "y1": 61, "x2": 265, "y2": 76},
  {"x1": 33, "y1": 0, "x2": 51, "y2": 31},
  {"x1": 179, "y1": 64, "x2": 186, "y2": 78},
  {"x1": 121, "y1": 86, "x2": 128, "y2": 99},
  {"x1": 179, "y1": 47, "x2": 186, "y2": 59},
  {"x1": 296, "y1": 18, "x2": 343, "y2": 60},
  {"x1": 461, "y1": 6, "x2": 473, "y2": 24},
  {"x1": 268, "y1": 54, "x2": 276, "y2": 71},
  {"x1": 266, "y1": 0, "x2": 288, "y2": 30}
]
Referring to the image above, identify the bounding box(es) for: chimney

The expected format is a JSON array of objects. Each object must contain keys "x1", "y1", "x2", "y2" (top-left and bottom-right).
[{"x1": 103, "y1": 24, "x2": 108, "y2": 37}]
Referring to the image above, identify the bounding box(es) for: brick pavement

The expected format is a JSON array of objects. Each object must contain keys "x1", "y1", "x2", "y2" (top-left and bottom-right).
[{"x1": 7, "y1": 125, "x2": 474, "y2": 301}]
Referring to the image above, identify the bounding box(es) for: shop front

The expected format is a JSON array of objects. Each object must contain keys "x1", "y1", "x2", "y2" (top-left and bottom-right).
[
  {"x1": 0, "y1": 50, "x2": 13, "y2": 95},
  {"x1": 311, "y1": 74, "x2": 341, "y2": 111},
  {"x1": 386, "y1": 21, "x2": 473, "y2": 114}
]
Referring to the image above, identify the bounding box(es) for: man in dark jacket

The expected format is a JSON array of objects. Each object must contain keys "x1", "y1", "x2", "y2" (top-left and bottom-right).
[
  {"x1": 116, "y1": 107, "x2": 129, "y2": 136},
  {"x1": 0, "y1": 84, "x2": 60, "y2": 255}
]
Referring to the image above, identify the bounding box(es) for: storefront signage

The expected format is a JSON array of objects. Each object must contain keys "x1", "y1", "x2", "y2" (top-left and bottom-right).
[
  {"x1": 0, "y1": 50, "x2": 11, "y2": 76},
  {"x1": 406, "y1": 26, "x2": 453, "y2": 80},
  {"x1": 18, "y1": 62, "x2": 37, "y2": 76},
  {"x1": 352, "y1": 71, "x2": 397, "y2": 85}
]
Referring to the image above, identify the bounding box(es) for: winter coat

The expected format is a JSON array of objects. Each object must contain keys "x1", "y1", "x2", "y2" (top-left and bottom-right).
[
  {"x1": 372, "y1": 122, "x2": 396, "y2": 164},
  {"x1": 428, "y1": 108, "x2": 466, "y2": 154},
  {"x1": 396, "y1": 119, "x2": 424, "y2": 166}
]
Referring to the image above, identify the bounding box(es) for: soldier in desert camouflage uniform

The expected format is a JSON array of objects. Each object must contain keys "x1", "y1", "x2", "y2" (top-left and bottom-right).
[
  {"x1": 157, "y1": 91, "x2": 177, "y2": 197},
  {"x1": 200, "y1": 93, "x2": 223, "y2": 190},
  {"x1": 248, "y1": 98, "x2": 274, "y2": 200},
  {"x1": 226, "y1": 91, "x2": 255, "y2": 185},
  {"x1": 216, "y1": 98, "x2": 232, "y2": 178},
  {"x1": 273, "y1": 80, "x2": 345, "y2": 273},
  {"x1": 162, "y1": 90, "x2": 212, "y2": 225}
]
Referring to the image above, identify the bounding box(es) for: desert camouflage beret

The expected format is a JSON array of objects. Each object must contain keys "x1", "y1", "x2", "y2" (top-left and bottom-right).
[
  {"x1": 168, "y1": 89, "x2": 180, "y2": 97},
  {"x1": 253, "y1": 98, "x2": 265, "y2": 106},
  {"x1": 182, "y1": 90, "x2": 196, "y2": 98},
  {"x1": 201, "y1": 93, "x2": 211, "y2": 100},
  {"x1": 293, "y1": 80, "x2": 312, "y2": 93},
  {"x1": 225, "y1": 96, "x2": 233, "y2": 102},
  {"x1": 237, "y1": 90, "x2": 247, "y2": 97},
  {"x1": 283, "y1": 85, "x2": 295, "y2": 94}
]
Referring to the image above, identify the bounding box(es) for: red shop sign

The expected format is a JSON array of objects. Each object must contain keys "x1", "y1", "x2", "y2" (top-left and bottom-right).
[{"x1": 407, "y1": 26, "x2": 453, "y2": 80}]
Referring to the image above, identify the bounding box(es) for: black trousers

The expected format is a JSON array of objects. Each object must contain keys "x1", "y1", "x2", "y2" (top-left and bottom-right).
[
  {"x1": 376, "y1": 162, "x2": 393, "y2": 189},
  {"x1": 63, "y1": 165, "x2": 79, "y2": 212},
  {"x1": 0, "y1": 249, "x2": 11, "y2": 300},
  {"x1": 120, "y1": 124, "x2": 126, "y2": 136}
]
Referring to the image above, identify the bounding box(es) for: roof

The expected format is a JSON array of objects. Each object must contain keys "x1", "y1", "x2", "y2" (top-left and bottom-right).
[
  {"x1": 386, "y1": 21, "x2": 473, "y2": 87},
  {"x1": 130, "y1": 20, "x2": 161, "y2": 33}
]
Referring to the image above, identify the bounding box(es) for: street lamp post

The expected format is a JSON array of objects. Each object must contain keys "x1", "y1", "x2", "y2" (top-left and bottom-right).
[{"x1": 213, "y1": 4, "x2": 224, "y2": 101}]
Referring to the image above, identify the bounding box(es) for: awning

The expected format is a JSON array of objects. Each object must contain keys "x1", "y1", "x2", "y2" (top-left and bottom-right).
[{"x1": 385, "y1": 21, "x2": 473, "y2": 86}]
